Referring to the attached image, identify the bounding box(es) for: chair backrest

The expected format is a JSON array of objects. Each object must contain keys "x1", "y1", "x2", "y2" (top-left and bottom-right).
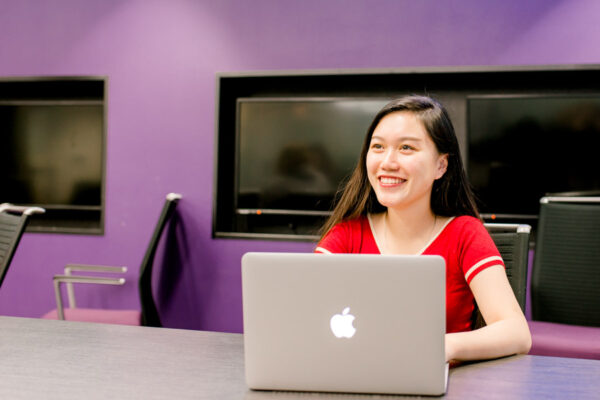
[
  {"x1": 484, "y1": 223, "x2": 531, "y2": 312},
  {"x1": 531, "y1": 196, "x2": 600, "y2": 327},
  {"x1": 0, "y1": 204, "x2": 45, "y2": 288},
  {"x1": 138, "y1": 193, "x2": 182, "y2": 327},
  {"x1": 472, "y1": 223, "x2": 531, "y2": 329}
]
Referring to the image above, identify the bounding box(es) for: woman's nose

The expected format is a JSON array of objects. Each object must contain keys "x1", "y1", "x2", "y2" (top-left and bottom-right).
[{"x1": 381, "y1": 150, "x2": 399, "y2": 170}]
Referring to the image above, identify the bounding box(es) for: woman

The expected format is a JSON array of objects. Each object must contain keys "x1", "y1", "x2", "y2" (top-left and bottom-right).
[{"x1": 316, "y1": 95, "x2": 531, "y2": 362}]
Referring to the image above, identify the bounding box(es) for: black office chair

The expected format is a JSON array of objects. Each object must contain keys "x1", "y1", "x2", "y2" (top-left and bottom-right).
[
  {"x1": 42, "y1": 193, "x2": 182, "y2": 327},
  {"x1": 472, "y1": 223, "x2": 531, "y2": 329},
  {"x1": 528, "y1": 196, "x2": 600, "y2": 359},
  {"x1": 0, "y1": 204, "x2": 45, "y2": 288},
  {"x1": 485, "y1": 223, "x2": 531, "y2": 312}
]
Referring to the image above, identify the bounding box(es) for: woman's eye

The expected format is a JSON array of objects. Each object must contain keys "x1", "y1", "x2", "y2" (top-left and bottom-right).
[
  {"x1": 400, "y1": 144, "x2": 414, "y2": 151},
  {"x1": 371, "y1": 143, "x2": 383, "y2": 150}
]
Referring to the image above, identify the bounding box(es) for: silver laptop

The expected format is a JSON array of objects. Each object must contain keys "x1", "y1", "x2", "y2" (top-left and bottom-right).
[{"x1": 242, "y1": 252, "x2": 448, "y2": 396}]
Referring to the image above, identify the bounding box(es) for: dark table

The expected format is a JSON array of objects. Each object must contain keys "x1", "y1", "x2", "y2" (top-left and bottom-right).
[{"x1": 1, "y1": 316, "x2": 597, "y2": 399}]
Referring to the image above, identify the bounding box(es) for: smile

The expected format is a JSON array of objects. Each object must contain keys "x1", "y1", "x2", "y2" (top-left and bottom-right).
[{"x1": 379, "y1": 176, "x2": 406, "y2": 186}]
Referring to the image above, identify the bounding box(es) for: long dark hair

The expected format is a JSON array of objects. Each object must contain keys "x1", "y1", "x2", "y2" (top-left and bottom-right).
[{"x1": 320, "y1": 95, "x2": 479, "y2": 239}]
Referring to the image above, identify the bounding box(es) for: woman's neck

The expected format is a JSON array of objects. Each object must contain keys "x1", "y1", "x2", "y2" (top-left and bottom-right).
[
  {"x1": 386, "y1": 207, "x2": 436, "y2": 241},
  {"x1": 377, "y1": 203, "x2": 439, "y2": 255}
]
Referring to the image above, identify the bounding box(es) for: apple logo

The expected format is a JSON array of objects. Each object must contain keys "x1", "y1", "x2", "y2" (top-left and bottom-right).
[{"x1": 330, "y1": 307, "x2": 356, "y2": 338}]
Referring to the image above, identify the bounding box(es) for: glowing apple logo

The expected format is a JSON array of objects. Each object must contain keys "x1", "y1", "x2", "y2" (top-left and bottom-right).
[{"x1": 330, "y1": 307, "x2": 356, "y2": 338}]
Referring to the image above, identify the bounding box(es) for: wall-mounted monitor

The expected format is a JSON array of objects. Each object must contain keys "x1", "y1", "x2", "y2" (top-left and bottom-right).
[
  {"x1": 0, "y1": 103, "x2": 103, "y2": 207},
  {"x1": 234, "y1": 98, "x2": 388, "y2": 237},
  {"x1": 214, "y1": 66, "x2": 600, "y2": 241},
  {"x1": 0, "y1": 77, "x2": 106, "y2": 234},
  {"x1": 468, "y1": 95, "x2": 600, "y2": 221}
]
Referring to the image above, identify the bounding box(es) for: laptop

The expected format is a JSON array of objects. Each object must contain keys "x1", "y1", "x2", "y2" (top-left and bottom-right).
[{"x1": 241, "y1": 252, "x2": 448, "y2": 396}]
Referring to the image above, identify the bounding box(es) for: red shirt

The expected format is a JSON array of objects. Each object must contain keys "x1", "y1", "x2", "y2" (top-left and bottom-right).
[{"x1": 315, "y1": 215, "x2": 504, "y2": 333}]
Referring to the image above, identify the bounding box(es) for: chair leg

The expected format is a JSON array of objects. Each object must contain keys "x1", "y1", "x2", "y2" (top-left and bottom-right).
[{"x1": 53, "y1": 279, "x2": 65, "y2": 320}]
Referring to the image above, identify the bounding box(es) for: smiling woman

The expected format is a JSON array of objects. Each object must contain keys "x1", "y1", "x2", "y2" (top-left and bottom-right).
[
  {"x1": 315, "y1": 95, "x2": 531, "y2": 363},
  {"x1": 316, "y1": 96, "x2": 478, "y2": 239},
  {"x1": 366, "y1": 112, "x2": 447, "y2": 217}
]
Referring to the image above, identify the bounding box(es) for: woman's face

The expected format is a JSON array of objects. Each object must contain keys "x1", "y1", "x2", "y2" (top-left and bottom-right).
[{"x1": 366, "y1": 111, "x2": 448, "y2": 212}]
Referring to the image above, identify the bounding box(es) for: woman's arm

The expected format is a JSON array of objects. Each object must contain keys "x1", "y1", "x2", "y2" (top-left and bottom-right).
[{"x1": 445, "y1": 265, "x2": 532, "y2": 362}]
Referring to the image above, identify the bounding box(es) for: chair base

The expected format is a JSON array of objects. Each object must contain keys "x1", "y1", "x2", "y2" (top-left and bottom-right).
[
  {"x1": 42, "y1": 308, "x2": 141, "y2": 326},
  {"x1": 528, "y1": 320, "x2": 600, "y2": 360}
]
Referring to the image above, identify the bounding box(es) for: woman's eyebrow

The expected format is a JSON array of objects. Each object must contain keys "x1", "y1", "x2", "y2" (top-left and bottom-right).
[
  {"x1": 371, "y1": 135, "x2": 423, "y2": 142},
  {"x1": 398, "y1": 136, "x2": 423, "y2": 142}
]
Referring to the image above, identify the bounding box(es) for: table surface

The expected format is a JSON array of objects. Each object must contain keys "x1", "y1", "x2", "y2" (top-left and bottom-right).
[{"x1": 1, "y1": 316, "x2": 599, "y2": 399}]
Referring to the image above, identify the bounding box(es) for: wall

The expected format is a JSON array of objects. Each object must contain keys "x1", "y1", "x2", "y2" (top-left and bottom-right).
[{"x1": 1, "y1": 0, "x2": 598, "y2": 332}]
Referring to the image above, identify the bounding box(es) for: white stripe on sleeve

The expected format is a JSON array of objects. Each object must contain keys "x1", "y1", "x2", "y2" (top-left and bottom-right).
[
  {"x1": 464, "y1": 255, "x2": 503, "y2": 281},
  {"x1": 314, "y1": 247, "x2": 332, "y2": 254}
]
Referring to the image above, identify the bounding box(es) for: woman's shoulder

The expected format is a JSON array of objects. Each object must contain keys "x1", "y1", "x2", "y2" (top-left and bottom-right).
[
  {"x1": 447, "y1": 215, "x2": 484, "y2": 228},
  {"x1": 316, "y1": 214, "x2": 374, "y2": 254},
  {"x1": 318, "y1": 215, "x2": 371, "y2": 243},
  {"x1": 441, "y1": 215, "x2": 487, "y2": 238},
  {"x1": 332, "y1": 214, "x2": 370, "y2": 230}
]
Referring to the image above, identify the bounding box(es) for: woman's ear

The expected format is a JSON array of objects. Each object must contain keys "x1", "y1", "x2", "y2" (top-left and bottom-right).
[{"x1": 435, "y1": 154, "x2": 448, "y2": 180}]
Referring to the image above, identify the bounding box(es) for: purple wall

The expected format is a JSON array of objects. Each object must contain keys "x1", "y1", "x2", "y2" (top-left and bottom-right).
[{"x1": 1, "y1": 0, "x2": 599, "y2": 332}]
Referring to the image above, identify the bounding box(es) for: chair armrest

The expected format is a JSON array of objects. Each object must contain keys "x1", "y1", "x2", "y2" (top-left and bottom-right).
[
  {"x1": 541, "y1": 196, "x2": 600, "y2": 204},
  {"x1": 54, "y1": 275, "x2": 126, "y2": 285},
  {"x1": 62, "y1": 264, "x2": 127, "y2": 309},
  {"x1": 53, "y1": 275, "x2": 126, "y2": 321},
  {"x1": 0, "y1": 203, "x2": 45, "y2": 215},
  {"x1": 484, "y1": 223, "x2": 531, "y2": 234},
  {"x1": 64, "y1": 264, "x2": 127, "y2": 274}
]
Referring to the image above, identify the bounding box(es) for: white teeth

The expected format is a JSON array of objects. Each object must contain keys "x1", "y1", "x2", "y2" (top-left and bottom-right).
[{"x1": 380, "y1": 177, "x2": 403, "y2": 184}]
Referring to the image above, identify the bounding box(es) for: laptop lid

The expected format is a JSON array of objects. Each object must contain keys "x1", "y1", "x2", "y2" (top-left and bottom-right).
[{"x1": 242, "y1": 252, "x2": 447, "y2": 396}]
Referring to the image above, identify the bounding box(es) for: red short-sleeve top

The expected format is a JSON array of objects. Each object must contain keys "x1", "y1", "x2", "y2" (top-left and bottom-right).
[{"x1": 315, "y1": 215, "x2": 504, "y2": 333}]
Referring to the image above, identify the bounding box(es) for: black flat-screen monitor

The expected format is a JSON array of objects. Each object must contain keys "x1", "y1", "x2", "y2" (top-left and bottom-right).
[
  {"x1": 235, "y1": 98, "x2": 388, "y2": 235},
  {"x1": 468, "y1": 95, "x2": 600, "y2": 221},
  {"x1": 0, "y1": 103, "x2": 103, "y2": 207}
]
